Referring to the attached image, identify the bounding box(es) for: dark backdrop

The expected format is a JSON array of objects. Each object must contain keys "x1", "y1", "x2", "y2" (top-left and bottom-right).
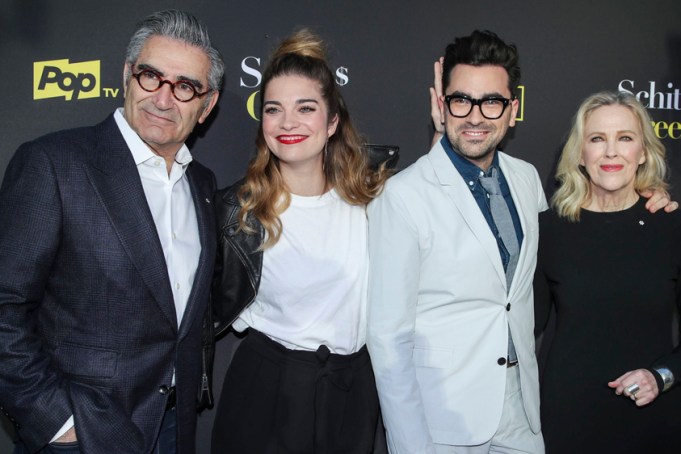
[{"x1": 1, "y1": 1, "x2": 680, "y2": 452}]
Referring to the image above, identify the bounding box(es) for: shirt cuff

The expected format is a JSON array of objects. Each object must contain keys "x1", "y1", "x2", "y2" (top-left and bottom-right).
[{"x1": 648, "y1": 367, "x2": 675, "y2": 393}]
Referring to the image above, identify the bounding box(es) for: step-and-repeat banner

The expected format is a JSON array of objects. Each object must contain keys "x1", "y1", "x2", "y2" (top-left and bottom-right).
[{"x1": 1, "y1": 1, "x2": 680, "y2": 451}]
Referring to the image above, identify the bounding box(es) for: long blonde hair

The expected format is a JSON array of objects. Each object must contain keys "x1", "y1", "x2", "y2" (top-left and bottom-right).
[
  {"x1": 238, "y1": 29, "x2": 390, "y2": 248},
  {"x1": 552, "y1": 91, "x2": 668, "y2": 221}
]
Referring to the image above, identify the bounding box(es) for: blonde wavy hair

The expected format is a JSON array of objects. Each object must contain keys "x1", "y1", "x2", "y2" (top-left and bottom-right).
[
  {"x1": 552, "y1": 91, "x2": 668, "y2": 221},
  {"x1": 237, "y1": 29, "x2": 390, "y2": 248}
]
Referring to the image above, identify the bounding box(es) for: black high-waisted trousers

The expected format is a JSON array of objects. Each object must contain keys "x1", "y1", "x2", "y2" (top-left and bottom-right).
[{"x1": 211, "y1": 329, "x2": 383, "y2": 454}]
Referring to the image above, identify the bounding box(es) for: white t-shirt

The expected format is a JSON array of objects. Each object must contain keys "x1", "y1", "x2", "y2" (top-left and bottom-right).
[{"x1": 234, "y1": 189, "x2": 368, "y2": 354}]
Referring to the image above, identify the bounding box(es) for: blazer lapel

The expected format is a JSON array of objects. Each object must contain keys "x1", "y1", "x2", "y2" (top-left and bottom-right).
[
  {"x1": 177, "y1": 165, "x2": 216, "y2": 339},
  {"x1": 499, "y1": 153, "x2": 533, "y2": 298},
  {"x1": 427, "y1": 145, "x2": 507, "y2": 286},
  {"x1": 84, "y1": 116, "x2": 177, "y2": 331}
]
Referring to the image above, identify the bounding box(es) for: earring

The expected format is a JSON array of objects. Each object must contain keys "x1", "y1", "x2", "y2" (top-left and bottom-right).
[{"x1": 322, "y1": 141, "x2": 328, "y2": 172}]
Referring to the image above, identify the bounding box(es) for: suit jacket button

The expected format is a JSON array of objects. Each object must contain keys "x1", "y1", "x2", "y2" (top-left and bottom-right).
[
  {"x1": 159, "y1": 385, "x2": 169, "y2": 395},
  {"x1": 506, "y1": 303, "x2": 511, "y2": 311},
  {"x1": 497, "y1": 357, "x2": 507, "y2": 366}
]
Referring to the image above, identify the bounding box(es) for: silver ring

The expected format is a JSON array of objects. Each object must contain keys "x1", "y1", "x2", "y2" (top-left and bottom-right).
[{"x1": 626, "y1": 383, "x2": 640, "y2": 397}]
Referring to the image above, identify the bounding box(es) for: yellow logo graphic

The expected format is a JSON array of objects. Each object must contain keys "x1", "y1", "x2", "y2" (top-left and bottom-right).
[
  {"x1": 34, "y1": 59, "x2": 101, "y2": 101},
  {"x1": 651, "y1": 119, "x2": 681, "y2": 140},
  {"x1": 515, "y1": 85, "x2": 525, "y2": 122},
  {"x1": 246, "y1": 90, "x2": 260, "y2": 121}
]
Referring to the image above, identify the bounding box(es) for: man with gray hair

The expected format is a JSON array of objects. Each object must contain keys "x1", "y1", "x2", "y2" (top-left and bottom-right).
[{"x1": 0, "y1": 10, "x2": 223, "y2": 453}]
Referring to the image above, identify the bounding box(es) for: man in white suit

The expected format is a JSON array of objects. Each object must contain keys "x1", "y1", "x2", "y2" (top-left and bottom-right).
[{"x1": 367, "y1": 30, "x2": 546, "y2": 453}]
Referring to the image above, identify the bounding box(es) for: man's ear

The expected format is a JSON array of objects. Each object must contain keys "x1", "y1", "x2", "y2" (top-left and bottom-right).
[
  {"x1": 508, "y1": 98, "x2": 520, "y2": 127},
  {"x1": 198, "y1": 91, "x2": 220, "y2": 124},
  {"x1": 122, "y1": 63, "x2": 132, "y2": 98}
]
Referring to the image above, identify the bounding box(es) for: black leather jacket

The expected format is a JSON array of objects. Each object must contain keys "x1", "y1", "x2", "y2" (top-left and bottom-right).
[{"x1": 212, "y1": 182, "x2": 264, "y2": 337}]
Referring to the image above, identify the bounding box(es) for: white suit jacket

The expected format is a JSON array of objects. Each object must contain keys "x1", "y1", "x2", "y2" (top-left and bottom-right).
[{"x1": 367, "y1": 142, "x2": 548, "y2": 453}]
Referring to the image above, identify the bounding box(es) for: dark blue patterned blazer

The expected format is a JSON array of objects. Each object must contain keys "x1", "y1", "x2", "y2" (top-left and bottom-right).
[{"x1": 0, "y1": 114, "x2": 216, "y2": 453}]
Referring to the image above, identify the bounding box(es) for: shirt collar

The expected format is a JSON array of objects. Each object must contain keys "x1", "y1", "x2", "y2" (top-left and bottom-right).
[
  {"x1": 440, "y1": 135, "x2": 500, "y2": 186},
  {"x1": 113, "y1": 108, "x2": 193, "y2": 167}
]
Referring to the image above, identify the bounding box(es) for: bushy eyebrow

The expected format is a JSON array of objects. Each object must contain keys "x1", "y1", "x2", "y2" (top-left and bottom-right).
[
  {"x1": 449, "y1": 90, "x2": 507, "y2": 98},
  {"x1": 136, "y1": 63, "x2": 205, "y2": 90}
]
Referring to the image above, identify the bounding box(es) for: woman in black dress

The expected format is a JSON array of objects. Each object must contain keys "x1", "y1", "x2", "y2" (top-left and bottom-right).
[{"x1": 535, "y1": 91, "x2": 681, "y2": 453}]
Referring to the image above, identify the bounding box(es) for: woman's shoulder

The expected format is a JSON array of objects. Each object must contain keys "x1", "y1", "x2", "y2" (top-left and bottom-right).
[
  {"x1": 216, "y1": 179, "x2": 245, "y2": 205},
  {"x1": 215, "y1": 180, "x2": 248, "y2": 229},
  {"x1": 538, "y1": 208, "x2": 565, "y2": 227},
  {"x1": 538, "y1": 208, "x2": 585, "y2": 243},
  {"x1": 641, "y1": 201, "x2": 681, "y2": 230}
]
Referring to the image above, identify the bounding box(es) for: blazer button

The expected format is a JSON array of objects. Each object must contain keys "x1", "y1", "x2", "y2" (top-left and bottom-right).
[
  {"x1": 497, "y1": 357, "x2": 507, "y2": 366},
  {"x1": 506, "y1": 303, "x2": 511, "y2": 311},
  {"x1": 159, "y1": 385, "x2": 170, "y2": 395}
]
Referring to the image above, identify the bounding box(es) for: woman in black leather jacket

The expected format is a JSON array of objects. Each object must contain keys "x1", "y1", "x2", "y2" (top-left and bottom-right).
[{"x1": 211, "y1": 29, "x2": 391, "y2": 454}]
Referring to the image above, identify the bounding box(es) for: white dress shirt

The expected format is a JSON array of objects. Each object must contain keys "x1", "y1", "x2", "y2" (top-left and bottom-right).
[{"x1": 114, "y1": 108, "x2": 200, "y2": 325}]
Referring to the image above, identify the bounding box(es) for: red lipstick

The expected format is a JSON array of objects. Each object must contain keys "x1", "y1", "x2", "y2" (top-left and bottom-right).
[
  {"x1": 600, "y1": 165, "x2": 623, "y2": 172},
  {"x1": 277, "y1": 135, "x2": 307, "y2": 144}
]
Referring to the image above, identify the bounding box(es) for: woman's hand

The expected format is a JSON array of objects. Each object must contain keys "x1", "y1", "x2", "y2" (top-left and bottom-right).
[
  {"x1": 608, "y1": 369, "x2": 659, "y2": 407},
  {"x1": 429, "y1": 57, "x2": 445, "y2": 147}
]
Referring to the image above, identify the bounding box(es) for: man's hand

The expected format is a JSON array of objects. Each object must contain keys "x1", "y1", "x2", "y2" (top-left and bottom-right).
[
  {"x1": 641, "y1": 188, "x2": 679, "y2": 213},
  {"x1": 429, "y1": 57, "x2": 445, "y2": 147}
]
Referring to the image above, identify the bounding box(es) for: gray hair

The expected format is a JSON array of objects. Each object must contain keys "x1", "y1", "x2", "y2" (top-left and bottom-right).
[{"x1": 125, "y1": 10, "x2": 224, "y2": 92}]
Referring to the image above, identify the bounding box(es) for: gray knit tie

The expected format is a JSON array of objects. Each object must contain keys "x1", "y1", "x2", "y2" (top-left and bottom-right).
[{"x1": 479, "y1": 167, "x2": 519, "y2": 363}]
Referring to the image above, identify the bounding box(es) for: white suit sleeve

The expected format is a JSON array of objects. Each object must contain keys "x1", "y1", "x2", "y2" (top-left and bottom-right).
[
  {"x1": 367, "y1": 188, "x2": 436, "y2": 454},
  {"x1": 532, "y1": 166, "x2": 549, "y2": 212}
]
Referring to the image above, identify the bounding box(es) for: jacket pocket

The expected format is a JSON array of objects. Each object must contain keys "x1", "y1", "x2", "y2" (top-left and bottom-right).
[{"x1": 54, "y1": 343, "x2": 118, "y2": 378}]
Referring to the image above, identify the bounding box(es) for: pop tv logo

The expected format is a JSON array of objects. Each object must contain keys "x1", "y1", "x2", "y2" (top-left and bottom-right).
[{"x1": 34, "y1": 59, "x2": 115, "y2": 101}]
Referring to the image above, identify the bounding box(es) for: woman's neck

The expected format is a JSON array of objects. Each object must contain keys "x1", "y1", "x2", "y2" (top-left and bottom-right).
[
  {"x1": 282, "y1": 166, "x2": 327, "y2": 196},
  {"x1": 583, "y1": 189, "x2": 639, "y2": 212}
]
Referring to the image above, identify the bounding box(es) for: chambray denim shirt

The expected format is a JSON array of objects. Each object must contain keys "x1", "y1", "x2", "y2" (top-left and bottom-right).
[{"x1": 441, "y1": 136, "x2": 524, "y2": 270}]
